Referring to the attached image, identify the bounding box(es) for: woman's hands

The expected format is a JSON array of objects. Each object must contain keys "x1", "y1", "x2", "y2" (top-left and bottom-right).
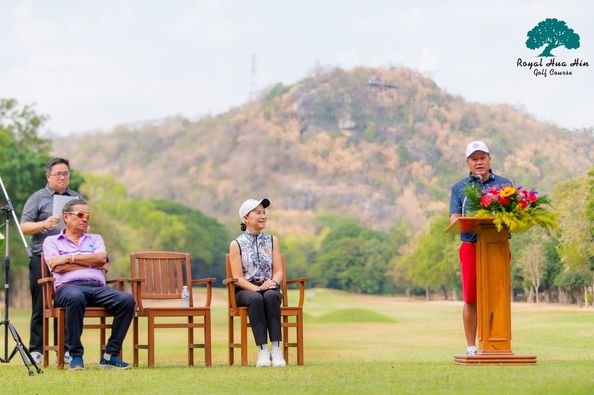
[{"x1": 258, "y1": 278, "x2": 278, "y2": 291}]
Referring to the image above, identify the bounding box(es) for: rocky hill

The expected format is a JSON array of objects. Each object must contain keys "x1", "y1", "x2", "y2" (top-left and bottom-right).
[{"x1": 54, "y1": 66, "x2": 594, "y2": 234}]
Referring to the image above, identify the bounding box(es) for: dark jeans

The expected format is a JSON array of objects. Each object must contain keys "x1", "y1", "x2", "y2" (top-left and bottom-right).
[
  {"x1": 29, "y1": 254, "x2": 43, "y2": 353},
  {"x1": 235, "y1": 288, "x2": 281, "y2": 346},
  {"x1": 54, "y1": 281, "x2": 135, "y2": 357}
]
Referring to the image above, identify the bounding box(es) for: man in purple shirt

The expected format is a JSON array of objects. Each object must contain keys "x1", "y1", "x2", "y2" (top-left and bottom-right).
[{"x1": 43, "y1": 199, "x2": 134, "y2": 370}]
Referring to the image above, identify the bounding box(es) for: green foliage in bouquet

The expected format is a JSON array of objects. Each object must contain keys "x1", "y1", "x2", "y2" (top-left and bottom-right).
[{"x1": 463, "y1": 183, "x2": 558, "y2": 234}]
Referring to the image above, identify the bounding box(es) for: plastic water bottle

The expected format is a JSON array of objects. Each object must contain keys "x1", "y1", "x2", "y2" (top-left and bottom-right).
[{"x1": 181, "y1": 285, "x2": 190, "y2": 307}]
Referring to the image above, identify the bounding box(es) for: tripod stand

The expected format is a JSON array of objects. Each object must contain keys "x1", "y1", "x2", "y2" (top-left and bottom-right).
[{"x1": 0, "y1": 176, "x2": 42, "y2": 375}]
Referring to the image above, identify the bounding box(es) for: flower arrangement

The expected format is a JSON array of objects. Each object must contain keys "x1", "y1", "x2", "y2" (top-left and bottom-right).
[{"x1": 463, "y1": 183, "x2": 558, "y2": 233}]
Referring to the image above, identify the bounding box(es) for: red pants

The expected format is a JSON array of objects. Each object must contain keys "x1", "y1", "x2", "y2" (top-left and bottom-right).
[
  {"x1": 459, "y1": 242, "x2": 477, "y2": 303},
  {"x1": 459, "y1": 242, "x2": 511, "y2": 303}
]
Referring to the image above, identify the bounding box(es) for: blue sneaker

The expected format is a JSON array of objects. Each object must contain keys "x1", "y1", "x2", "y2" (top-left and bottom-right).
[
  {"x1": 98, "y1": 354, "x2": 131, "y2": 370},
  {"x1": 69, "y1": 356, "x2": 84, "y2": 371}
]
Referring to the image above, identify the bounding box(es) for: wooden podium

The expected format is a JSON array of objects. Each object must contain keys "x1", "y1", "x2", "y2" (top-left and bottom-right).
[{"x1": 446, "y1": 217, "x2": 536, "y2": 365}]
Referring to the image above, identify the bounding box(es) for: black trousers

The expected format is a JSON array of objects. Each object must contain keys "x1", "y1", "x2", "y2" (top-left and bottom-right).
[
  {"x1": 28, "y1": 254, "x2": 43, "y2": 353},
  {"x1": 54, "y1": 282, "x2": 135, "y2": 357},
  {"x1": 235, "y1": 289, "x2": 282, "y2": 346}
]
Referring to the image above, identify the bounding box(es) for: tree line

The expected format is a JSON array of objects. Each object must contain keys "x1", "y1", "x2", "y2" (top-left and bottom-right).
[{"x1": 2, "y1": 99, "x2": 593, "y2": 305}]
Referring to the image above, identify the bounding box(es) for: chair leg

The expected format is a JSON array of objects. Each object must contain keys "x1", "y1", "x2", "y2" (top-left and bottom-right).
[
  {"x1": 297, "y1": 311, "x2": 304, "y2": 366},
  {"x1": 148, "y1": 314, "x2": 155, "y2": 368},
  {"x1": 100, "y1": 317, "x2": 106, "y2": 358},
  {"x1": 205, "y1": 312, "x2": 212, "y2": 367},
  {"x1": 188, "y1": 316, "x2": 194, "y2": 367},
  {"x1": 42, "y1": 315, "x2": 49, "y2": 367},
  {"x1": 228, "y1": 313, "x2": 234, "y2": 366},
  {"x1": 283, "y1": 315, "x2": 289, "y2": 364},
  {"x1": 133, "y1": 316, "x2": 139, "y2": 367},
  {"x1": 240, "y1": 311, "x2": 248, "y2": 367},
  {"x1": 57, "y1": 310, "x2": 65, "y2": 369}
]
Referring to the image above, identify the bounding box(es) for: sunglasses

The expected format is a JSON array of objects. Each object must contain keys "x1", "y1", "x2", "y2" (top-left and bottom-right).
[{"x1": 66, "y1": 211, "x2": 92, "y2": 221}]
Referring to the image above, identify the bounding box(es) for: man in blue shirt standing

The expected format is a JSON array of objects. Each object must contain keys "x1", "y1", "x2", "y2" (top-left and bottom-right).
[{"x1": 449, "y1": 141, "x2": 512, "y2": 355}]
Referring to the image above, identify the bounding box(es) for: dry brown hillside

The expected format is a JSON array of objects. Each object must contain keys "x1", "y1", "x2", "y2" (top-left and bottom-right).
[{"x1": 55, "y1": 66, "x2": 594, "y2": 235}]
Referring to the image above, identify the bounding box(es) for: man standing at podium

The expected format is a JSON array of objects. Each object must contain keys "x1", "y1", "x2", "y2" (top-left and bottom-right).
[{"x1": 449, "y1": 140, "x2": 512, "y2": 355}]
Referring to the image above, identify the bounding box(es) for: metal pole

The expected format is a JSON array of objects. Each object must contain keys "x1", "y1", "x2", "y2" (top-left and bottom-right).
[{"x1": 0, "y1": 176, "x2": 28, "y2": 251}]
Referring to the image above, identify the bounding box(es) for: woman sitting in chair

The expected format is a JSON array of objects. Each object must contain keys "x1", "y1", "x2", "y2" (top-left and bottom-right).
[{"x1": 228, "y1": 198, "x2": 286, "y2": 367}]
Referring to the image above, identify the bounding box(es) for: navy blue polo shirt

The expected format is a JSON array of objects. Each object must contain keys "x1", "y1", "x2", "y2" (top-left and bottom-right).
[{"x1": 449, "y1": 172, "x2": 512, "y2": 243}]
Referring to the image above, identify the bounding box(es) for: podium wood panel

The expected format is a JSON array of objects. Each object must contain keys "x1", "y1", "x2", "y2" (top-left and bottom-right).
[{"x1": 446, "y1": 217, "x2": 536, "y2": 365}]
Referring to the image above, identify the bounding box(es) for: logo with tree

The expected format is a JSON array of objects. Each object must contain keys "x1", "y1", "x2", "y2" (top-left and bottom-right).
[{"x1": 526, "y1": 18, "x2": 580, "y2": 57}]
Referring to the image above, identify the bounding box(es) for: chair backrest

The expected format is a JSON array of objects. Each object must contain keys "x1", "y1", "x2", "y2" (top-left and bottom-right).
[
  {"x1": 130, "y1": 251, "x2": 193, "y2": 306},
  {"x1": 225, "y1": 253, "x2": 288, "y2": 307}
]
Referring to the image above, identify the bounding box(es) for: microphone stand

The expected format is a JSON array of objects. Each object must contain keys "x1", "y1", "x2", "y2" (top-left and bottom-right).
[{"x1": 0, "y1": 175, "x2": 42, "y2": 375}]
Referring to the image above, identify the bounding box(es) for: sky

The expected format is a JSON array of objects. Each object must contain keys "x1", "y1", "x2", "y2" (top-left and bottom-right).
[{"x1": 1, "y1": 0, "x2": 593, "y2": 136}]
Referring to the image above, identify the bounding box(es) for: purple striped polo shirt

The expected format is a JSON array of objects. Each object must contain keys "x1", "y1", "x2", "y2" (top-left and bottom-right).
[{"x1": 42, "y1": 230, "x2": 107, "y2": 289}]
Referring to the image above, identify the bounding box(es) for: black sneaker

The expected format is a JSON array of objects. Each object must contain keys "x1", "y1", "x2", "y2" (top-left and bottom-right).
[{"x1": 98, "y1": 355, "x2": 131, "y2": 370}]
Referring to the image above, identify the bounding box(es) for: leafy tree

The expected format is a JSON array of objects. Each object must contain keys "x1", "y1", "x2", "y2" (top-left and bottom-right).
[
  {"x1": 0, "y1": 99, "x2": 51, "y2": 212},
  {"x1": 540, "y1": 235, "x2": 563, "y2": 302},
  {"x1": 516, "y1": 232, "x2": 547, "y2": 303},
  {"x1": 394, "y1": 214, "x2": 459, "y2": 299},
  {"x1": 555, "y1": 270, "x2": 592, "y2": 305},
  {"x1": 0, "y1": 99, "x2": 64, "y2": 282},
  {"x1": 526, "y1": 18, "x2": 580, "y2": 57},
  {"x1": 309, "y1": 215, "x2": 393, "y2": 294},
  {"x1": 552, "y1": 176, "x2": 594, "y2": 271},
  {"x1": 280, "y1": 234, "x2": 316, "y2": 280},
  {"x1": 80, "y1": 175, "x2": 230, "y2": 279},
  {"x1": 586, "y1": 166, "x2": 594, "y2": 269}
]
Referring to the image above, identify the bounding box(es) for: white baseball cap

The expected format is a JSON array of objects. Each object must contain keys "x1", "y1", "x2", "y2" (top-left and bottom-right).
[
  {"x1": 465, "y1": 140, "x2": 490, "y2": 158},
  {"x1": 239, "y1": 198, "x2": 270, "y2": 224}
]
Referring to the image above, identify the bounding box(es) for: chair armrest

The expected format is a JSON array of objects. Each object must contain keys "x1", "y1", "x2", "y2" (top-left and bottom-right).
[
  {"x1": 286, "y1": 277, "x2": 308, "y2": 308},
  {"x1": 286, "y1": 277, "x2": 309, "y2": 285},
  {"x1": 106, "y1": 277, "x2": 127, "y2": 291},
  {"x1": 38, "y1": 277, "x2": 56, "y2": 311},
  {"x1": 223, "y1": 277, "x2": 240, "y2": 313},
  {"x1": 128, "y1": 277, "x2": 145, "y2": 312},
  {"x1": 190, "y1": 278, "x2": 216, "y2": 308},
  {"x1": 191, "y1": 278, "x2": 216, "y2": 285}
]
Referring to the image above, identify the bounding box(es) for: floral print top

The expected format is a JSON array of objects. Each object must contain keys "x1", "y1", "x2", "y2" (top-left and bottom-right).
[{"x1": 235, "y1": 231, "x2": 274, "y2": 283}]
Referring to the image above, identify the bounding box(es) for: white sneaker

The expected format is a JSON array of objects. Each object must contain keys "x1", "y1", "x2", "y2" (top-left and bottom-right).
[
  {"x1": 64, "y1": 351, "x2": 72, "y2": 364},
  {"x1": 466, "y1": 346, "x2": 478, "y2": 356},
  {"x1": 30, "y1": 351, "x2": 42, "y2": 365},
  {"x1": 256, "y1": 349, "x2": 271, "y2": 367},
  {"x1": 270, "y1": 348, "x2": 286, "y2": 367},
  {"x1": 55, "y1": 351, "x2": 73, "y2": 364}
]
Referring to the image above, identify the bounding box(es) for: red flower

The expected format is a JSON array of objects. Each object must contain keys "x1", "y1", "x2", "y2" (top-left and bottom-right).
[
  {"x1": 480, "y1": 195, "x2": 493, "y2": 207},
  {"x1": 528, "y1": 192, "x2": 537, "y2": 202},
  {"x1": 518, "y1": 200, "x2": 528, "y2": 209},
  {"x1": 499, "y1": 196, "x2": 509, "y2": 205}
]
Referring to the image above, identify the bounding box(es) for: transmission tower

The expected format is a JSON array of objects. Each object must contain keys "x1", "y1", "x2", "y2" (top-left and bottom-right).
[{"x1": 249, "y1": 54, "x2": 257, "y2": 101}]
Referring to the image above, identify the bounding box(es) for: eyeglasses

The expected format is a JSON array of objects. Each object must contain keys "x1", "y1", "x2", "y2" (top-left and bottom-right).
[
  {"x1": 49, "y1": 171, "x2": 70, "y2": 177},
  {"x1": 66, "y1": 211, "x2": 92, "y2": 221}
]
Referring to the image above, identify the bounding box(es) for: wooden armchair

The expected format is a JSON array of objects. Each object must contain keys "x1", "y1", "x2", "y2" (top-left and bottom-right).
[
  {"x1": 223, "y1": 254, "x2": 308, "y2": 366},
  {"x1": 128, "y1": 251, "x2": 215, "y2": 367},
  {"x1": 38, "y1": 255, "x2": 127, "y2": 369}
]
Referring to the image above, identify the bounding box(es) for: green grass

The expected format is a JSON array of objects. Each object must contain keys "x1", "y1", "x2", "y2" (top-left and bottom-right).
[
  {"x1": 2, "y1": 288, "x2": 594, "y2": 394},
  {"x1": 312, "y1": 308, "x2": 397, "y2": 323}
]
